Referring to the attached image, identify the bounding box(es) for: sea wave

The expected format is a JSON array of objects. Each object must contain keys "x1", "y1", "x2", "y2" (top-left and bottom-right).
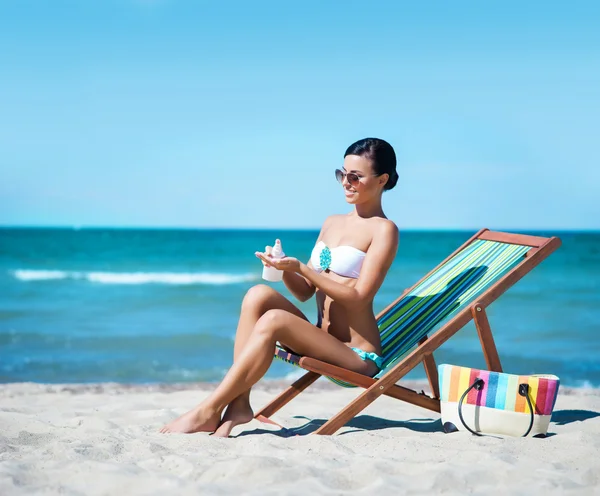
[{"x1": 11, "y1": 269, "x2": 259, "y2": 285}]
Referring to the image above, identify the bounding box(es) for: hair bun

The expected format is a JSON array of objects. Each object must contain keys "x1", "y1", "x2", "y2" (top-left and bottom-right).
[{"x1": 385, "y1": 169, "x2": 399, "y2": 191}]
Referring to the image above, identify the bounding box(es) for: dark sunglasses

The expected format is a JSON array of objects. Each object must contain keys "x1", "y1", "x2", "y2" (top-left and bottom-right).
[{"x1": 335, "y1": 168, "x2": 378, "y2": 187}]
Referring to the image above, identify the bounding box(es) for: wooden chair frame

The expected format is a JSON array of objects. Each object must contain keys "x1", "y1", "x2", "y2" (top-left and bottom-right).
[{"x1": 254, "y1": 229, "x2": 562, "y2": 435}]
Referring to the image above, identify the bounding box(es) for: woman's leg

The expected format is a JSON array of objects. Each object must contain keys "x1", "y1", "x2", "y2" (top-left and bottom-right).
[
  {"x1": 160, "y1": 309, "x2": 376, "y2": 435},
  {"x1": 232, "y1": 284, "x2": 309, "y2": 362},
  {"x1": 215, "y1": 284, "x2": 309, "y2": 436},
  {"x1": 160, "y1": 284, "x2": 308, "y2": 434}
]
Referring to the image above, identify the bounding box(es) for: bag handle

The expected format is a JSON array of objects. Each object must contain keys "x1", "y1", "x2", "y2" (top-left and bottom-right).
[{"x1": 457, "y1": 378, "x2": 535, "y2": 437}]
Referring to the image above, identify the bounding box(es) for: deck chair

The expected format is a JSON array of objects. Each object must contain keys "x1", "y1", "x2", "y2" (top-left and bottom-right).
[{"x1": 255, "y1": 229, "x2": 561, "y2": 435}]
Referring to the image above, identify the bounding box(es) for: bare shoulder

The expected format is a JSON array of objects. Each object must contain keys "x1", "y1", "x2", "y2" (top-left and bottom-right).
[
  {"x1": 372, "y1": 217, "x2": 399, "y2": 241},
  {"x1": 320, "y1": 214, "x2": 346, "y2": 230},
  {"x1": 324, "y1": 214, "x2": 346, "y2": 224},
  {"x1": 316, "y1": 215, "x2": 341, "y2": 239}
]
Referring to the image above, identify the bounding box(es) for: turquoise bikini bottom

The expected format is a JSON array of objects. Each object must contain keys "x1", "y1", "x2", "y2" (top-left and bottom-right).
[{"x1": 350, "y1": 347, "x2": 384, "y2": 371}]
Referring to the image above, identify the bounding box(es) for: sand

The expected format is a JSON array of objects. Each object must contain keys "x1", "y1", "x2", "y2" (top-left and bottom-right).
[{"x1": 1, "y1": 380, "x2": 600, "y2": 495}]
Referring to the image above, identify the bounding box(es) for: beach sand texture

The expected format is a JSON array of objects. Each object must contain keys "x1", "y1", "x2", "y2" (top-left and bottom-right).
[{"x1": 1, "y1": 380, "x2": 599, "y2": 495}]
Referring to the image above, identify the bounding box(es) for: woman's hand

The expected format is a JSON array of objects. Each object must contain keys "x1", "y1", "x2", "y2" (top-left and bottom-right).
[{"x1": 255, "y1": 251, "x2": 301, "y2": 273}]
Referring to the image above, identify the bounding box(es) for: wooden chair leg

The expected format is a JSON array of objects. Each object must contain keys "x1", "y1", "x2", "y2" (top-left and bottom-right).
[
  {"x1": 299, "y1": 356, "x2": 441, "y2": 412},
  {"x1": 471, "y1": 303, "x2": 502, "y2": 372},
  {"x1": 314, "y1": 317, "x2": 471, "y2": 435},
  {"x1": 314, "y1": 378, "x2": 442, "y2": 435},
  {"x1": 254, "y1": 371, "x2": 320, "y2": 420},
  {"x1": 419, "y1": 336, "x2": 440, "y2": 400},
  {"x1": 314, "y1": 387, "x2": 378, "y2": 435}
]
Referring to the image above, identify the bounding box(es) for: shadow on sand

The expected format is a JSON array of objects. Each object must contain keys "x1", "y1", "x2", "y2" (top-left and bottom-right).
[
  {"x1": 234, "y1": 410, "x2": 600, "y2": 438},
  {"x1": 234, "y1": 415, "x2": 442, "y2": 438},
  {"x1": 551, "y1": 409, "x2": 600, "y2": 426}
]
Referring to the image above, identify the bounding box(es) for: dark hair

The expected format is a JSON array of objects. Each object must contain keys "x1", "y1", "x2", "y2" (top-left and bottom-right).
[{"x1": 344, "y1": 138, "x2": 398, "y2": 191}]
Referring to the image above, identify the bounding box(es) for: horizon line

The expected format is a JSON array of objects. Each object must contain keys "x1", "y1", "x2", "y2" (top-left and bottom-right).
[{"x1": 1, "y1": 224, "x2": 598, "y2": 233}]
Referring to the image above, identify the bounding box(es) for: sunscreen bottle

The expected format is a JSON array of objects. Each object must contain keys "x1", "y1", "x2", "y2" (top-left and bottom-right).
[{"x1": 262, "y1": 239, "x2": 285, "y2": 282}]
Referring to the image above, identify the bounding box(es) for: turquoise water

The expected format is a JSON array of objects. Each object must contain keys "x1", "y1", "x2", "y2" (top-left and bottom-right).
[{"x1": 1, "y1": 228, "x2": 598, "y2": 386}]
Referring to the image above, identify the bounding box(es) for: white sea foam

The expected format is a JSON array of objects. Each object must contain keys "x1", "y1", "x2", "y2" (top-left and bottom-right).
[
  {"x1": 12, "y1": 270, "x2": 70, "y2": 281},
  {"x1": 85, "y1": 272, "x2": 257, "y2": 285},
  {"x1": 11, "y1": 269, "x2": 258, "y2": 286}
]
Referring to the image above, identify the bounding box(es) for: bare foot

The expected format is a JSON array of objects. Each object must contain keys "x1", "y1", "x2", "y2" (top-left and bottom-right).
[
  {"x1": 213, "y1": 399, "x2": 254, "y2": 438},
  {"x1": 160, "y1": 405, "x2": 221, "y2": 434}
]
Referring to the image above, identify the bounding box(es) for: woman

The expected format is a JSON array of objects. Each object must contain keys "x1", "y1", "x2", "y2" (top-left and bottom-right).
[{"x1": 161, "y1": 137, "x2": 399, "y2": 436}]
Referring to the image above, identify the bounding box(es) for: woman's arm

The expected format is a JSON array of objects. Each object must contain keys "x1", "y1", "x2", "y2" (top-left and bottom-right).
[
  {"x1": 280, "y1": 217, "x2": 334, "y2": 302},
  {"x1": 297, "y1": 220, "x2": 399, "y2": 310},
  {"x1": 282, "y1": 268, "x2": 315, "y2": 302}
]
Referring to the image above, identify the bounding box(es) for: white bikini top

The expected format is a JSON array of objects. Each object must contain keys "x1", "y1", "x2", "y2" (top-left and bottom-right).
[{"x1": 310, "y1": 240, "x2": 366, "y2": 279}]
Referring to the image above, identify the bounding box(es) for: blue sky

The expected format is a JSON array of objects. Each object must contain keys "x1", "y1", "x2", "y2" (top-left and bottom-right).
[{"x1": 1, "y1": 0, "x2": 599, "y2": 230}]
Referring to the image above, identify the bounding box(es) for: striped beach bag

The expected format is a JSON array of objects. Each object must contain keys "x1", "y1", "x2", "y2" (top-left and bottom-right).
[{"x1": 439, "y1": 364, "x2": 560, "y2": 437}]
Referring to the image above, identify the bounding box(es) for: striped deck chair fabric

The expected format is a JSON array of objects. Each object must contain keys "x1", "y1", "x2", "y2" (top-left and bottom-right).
[{"x1": 276, "y1": 239, "x2": 529, "y2": 387}]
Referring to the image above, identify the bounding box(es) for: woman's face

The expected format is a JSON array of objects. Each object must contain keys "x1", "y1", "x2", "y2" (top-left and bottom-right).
[{"x1": 339, "y1": 155, "x2": 386, "y2": 204}]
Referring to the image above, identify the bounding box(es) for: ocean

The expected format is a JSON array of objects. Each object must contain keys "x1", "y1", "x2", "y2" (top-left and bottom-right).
[{"x1": 1, "y1": 228, "x2": 598, "y2": 387}]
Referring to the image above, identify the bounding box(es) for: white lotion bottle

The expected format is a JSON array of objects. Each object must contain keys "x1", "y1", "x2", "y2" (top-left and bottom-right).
[{"x1": 262, "y1": 239, "x2": 285, "y2": 282}]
